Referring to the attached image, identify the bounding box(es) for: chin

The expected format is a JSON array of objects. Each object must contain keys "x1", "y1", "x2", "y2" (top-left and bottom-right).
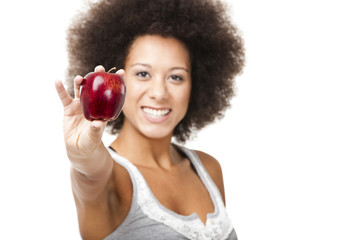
[
  {"x1": 136, "y1": 124, "x2": 173, "y2": 140},
  {"x1": 141, "y1": 130, "x2": 173, "y2": 141}
]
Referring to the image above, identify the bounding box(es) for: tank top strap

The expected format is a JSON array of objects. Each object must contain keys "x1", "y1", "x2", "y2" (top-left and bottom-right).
[{"x1": 175, "y1": 145, "x2": 227, "y2": 213}]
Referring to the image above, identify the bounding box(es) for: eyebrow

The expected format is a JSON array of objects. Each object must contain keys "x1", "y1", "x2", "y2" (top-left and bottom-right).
[
  {"x1": 130, "y1": 63, "x2": 190, "y2": 72},
  {"x1": 130, "y1": 63, "x2": 151, "y2": 67},
  {"x1": 170, "y1": 67, "x2": 190, "y2": 73}
]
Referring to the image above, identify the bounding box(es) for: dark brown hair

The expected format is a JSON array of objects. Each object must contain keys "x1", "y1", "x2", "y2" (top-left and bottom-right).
[{"x1": 66, "y1": 0, "x2": 245, "y2": 142}]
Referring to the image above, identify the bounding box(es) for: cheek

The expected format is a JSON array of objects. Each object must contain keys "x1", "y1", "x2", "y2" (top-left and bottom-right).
[
  {"x1": 177, "y1": 85, "x2": 191, "y2": 112},
  {"x1": 184, "y1": 84, "x2": 192, "y2": 102},
  {"x1": 123, "y1": 82, "x2": 139, "y2": 113},
  {"x1": 124, "y1": 80, "x2": 144, "y2": 101}
]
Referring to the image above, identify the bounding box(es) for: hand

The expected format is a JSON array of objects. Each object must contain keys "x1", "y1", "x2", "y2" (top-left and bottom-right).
[
  {"x1": 56, "y1": 66, "x2": 126, "y2": 201},
  {"x1": 55, "y1": 66, "x2": 107, "y2": 159}
]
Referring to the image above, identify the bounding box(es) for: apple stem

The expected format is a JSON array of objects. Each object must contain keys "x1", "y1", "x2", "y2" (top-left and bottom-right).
[{"x1": 108, "y1": 67, "x2": 117, "y2": 73}]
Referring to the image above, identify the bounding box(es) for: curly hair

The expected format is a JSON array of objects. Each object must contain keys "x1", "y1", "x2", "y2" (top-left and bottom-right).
[{"x1": 66, "y1": 0, "x2": 245, "y2": 142}]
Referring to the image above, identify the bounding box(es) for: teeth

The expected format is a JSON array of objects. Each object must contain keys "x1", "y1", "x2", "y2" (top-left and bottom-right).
[{"x1": 143, "y1": 108, "x2": 170, "y2": 119}]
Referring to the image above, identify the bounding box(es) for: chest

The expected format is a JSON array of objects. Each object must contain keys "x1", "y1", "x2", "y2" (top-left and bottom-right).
[{"x1": 137, "y1": 165, "x2": 215, "y2": 224}]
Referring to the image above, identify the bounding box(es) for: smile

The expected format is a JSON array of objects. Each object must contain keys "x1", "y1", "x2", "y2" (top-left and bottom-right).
[{"x1": 142, "y1": 107, "x2": 171, "y2": 119}]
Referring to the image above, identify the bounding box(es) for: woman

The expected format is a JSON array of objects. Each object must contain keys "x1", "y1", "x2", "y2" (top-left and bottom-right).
[{"x1": 55, "y1": 0, "x2": 244, "y2": 239}]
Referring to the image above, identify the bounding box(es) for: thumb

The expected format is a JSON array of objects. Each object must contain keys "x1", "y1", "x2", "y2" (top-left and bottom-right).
[
  {"x1": 88, "y1": 120, "x2": 108, "y2": 141},
  {"x1": 78, "y1": 120, "x2": 108, "y2": 153}
]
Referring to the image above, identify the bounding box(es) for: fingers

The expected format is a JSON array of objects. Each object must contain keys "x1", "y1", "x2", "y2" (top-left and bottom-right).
[
  {"x1": 55, "y1": 80, "x2": 73, "y2": 107},
  {"x1": 73, "y1": 65, "x2": 118, "y2": 99},
  {"x1": 115, "y1": 69, "x2": 125, "y2": 78},
  {"x1": 95, "y1": 65, "x2": 105, "y2": 72},
  {"x1": 74, "y1": 75, "x2": 84, "y2": 99},
  {"x1": 116, "y1": 69, "x2": 126, "y2": 83}
]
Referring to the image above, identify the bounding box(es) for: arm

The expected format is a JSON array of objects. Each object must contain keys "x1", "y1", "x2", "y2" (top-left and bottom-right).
[{"x1": 55, "y1": 66, "x2": 124, "y2": 203}]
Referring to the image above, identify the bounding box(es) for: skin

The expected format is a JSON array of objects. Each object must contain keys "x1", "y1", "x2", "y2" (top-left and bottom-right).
[{"x1": 55, "y1": 35, "x2": 226, "y2": 240}]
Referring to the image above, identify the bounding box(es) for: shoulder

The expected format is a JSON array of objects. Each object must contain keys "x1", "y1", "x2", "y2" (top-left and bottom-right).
[
  {"x1": 193, "y1": 150, "x2": 222, "y2": 180},
  {"x1": 193, "y1": 150, "x2": 226, "y2": 205}
]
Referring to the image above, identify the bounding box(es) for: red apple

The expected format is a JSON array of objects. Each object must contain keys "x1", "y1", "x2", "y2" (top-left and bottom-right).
[{"x1": 80, "y1": 70, "x2": 126, "y2": 121}]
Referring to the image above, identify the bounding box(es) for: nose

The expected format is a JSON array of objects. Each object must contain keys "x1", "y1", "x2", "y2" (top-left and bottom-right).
[{"x1": 147, "y1": 77, "x2": 168, "y2": 101}]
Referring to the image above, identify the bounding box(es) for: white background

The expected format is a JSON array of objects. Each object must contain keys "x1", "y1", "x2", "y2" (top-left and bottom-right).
[{"x1": 0, "y1": 0, "x2": 359, "y2": 239}]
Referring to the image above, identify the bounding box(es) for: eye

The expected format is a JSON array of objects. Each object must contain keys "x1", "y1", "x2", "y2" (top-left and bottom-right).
[
  {"x1": 170, "y1": 75, "x2": 184, "y2": 81},
  {"x1": 136, "y1": 71, "x2": 150, "y2": 78}
]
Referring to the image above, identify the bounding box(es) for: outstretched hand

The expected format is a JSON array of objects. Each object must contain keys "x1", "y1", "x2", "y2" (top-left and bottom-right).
[{"x1": 55, "y1": 65, "x2": 116, "y2": 159}]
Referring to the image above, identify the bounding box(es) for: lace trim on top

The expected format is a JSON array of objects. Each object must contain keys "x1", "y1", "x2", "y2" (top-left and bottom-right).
[{"x1": 109, "y1": 146, "x2": 233, "y2": 240}]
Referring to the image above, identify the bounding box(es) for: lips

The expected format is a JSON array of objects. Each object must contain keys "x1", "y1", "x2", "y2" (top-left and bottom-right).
[{"x1": 142, "y1": 107, "x2": 171, "y2": 119}]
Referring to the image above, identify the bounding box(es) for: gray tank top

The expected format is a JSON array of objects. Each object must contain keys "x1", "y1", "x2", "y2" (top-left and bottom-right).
[{"x1": 105, "y1": 145, "x2": 237, "y2": 240}]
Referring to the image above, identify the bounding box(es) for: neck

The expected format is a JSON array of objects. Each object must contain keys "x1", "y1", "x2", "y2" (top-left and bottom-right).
[{"x1": 110, "y1": 119, "x2": 181, "y2": 169}]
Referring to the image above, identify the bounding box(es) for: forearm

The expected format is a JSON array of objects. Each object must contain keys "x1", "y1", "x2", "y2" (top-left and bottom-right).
[
  {"x1": 68, "y1": 141, "x2": 113, "y2": 179},
  {"x1": 69, "y1": 142, "x2": 114, "y2": 202}
]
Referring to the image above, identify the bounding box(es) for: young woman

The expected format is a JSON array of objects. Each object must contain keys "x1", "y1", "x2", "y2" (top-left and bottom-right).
[{"x1": 55, "y1": 0, "x2": 244, "y2": 239}]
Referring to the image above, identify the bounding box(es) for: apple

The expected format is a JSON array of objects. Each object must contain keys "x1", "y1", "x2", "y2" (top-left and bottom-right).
[{"x1": 80, "y1": 69, "x2": 126, "y2": 121}]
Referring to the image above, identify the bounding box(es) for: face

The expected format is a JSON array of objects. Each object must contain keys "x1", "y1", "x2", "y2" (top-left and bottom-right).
[{"x1": 122, "y1": 35, "x2": 191, "y2": 140}]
